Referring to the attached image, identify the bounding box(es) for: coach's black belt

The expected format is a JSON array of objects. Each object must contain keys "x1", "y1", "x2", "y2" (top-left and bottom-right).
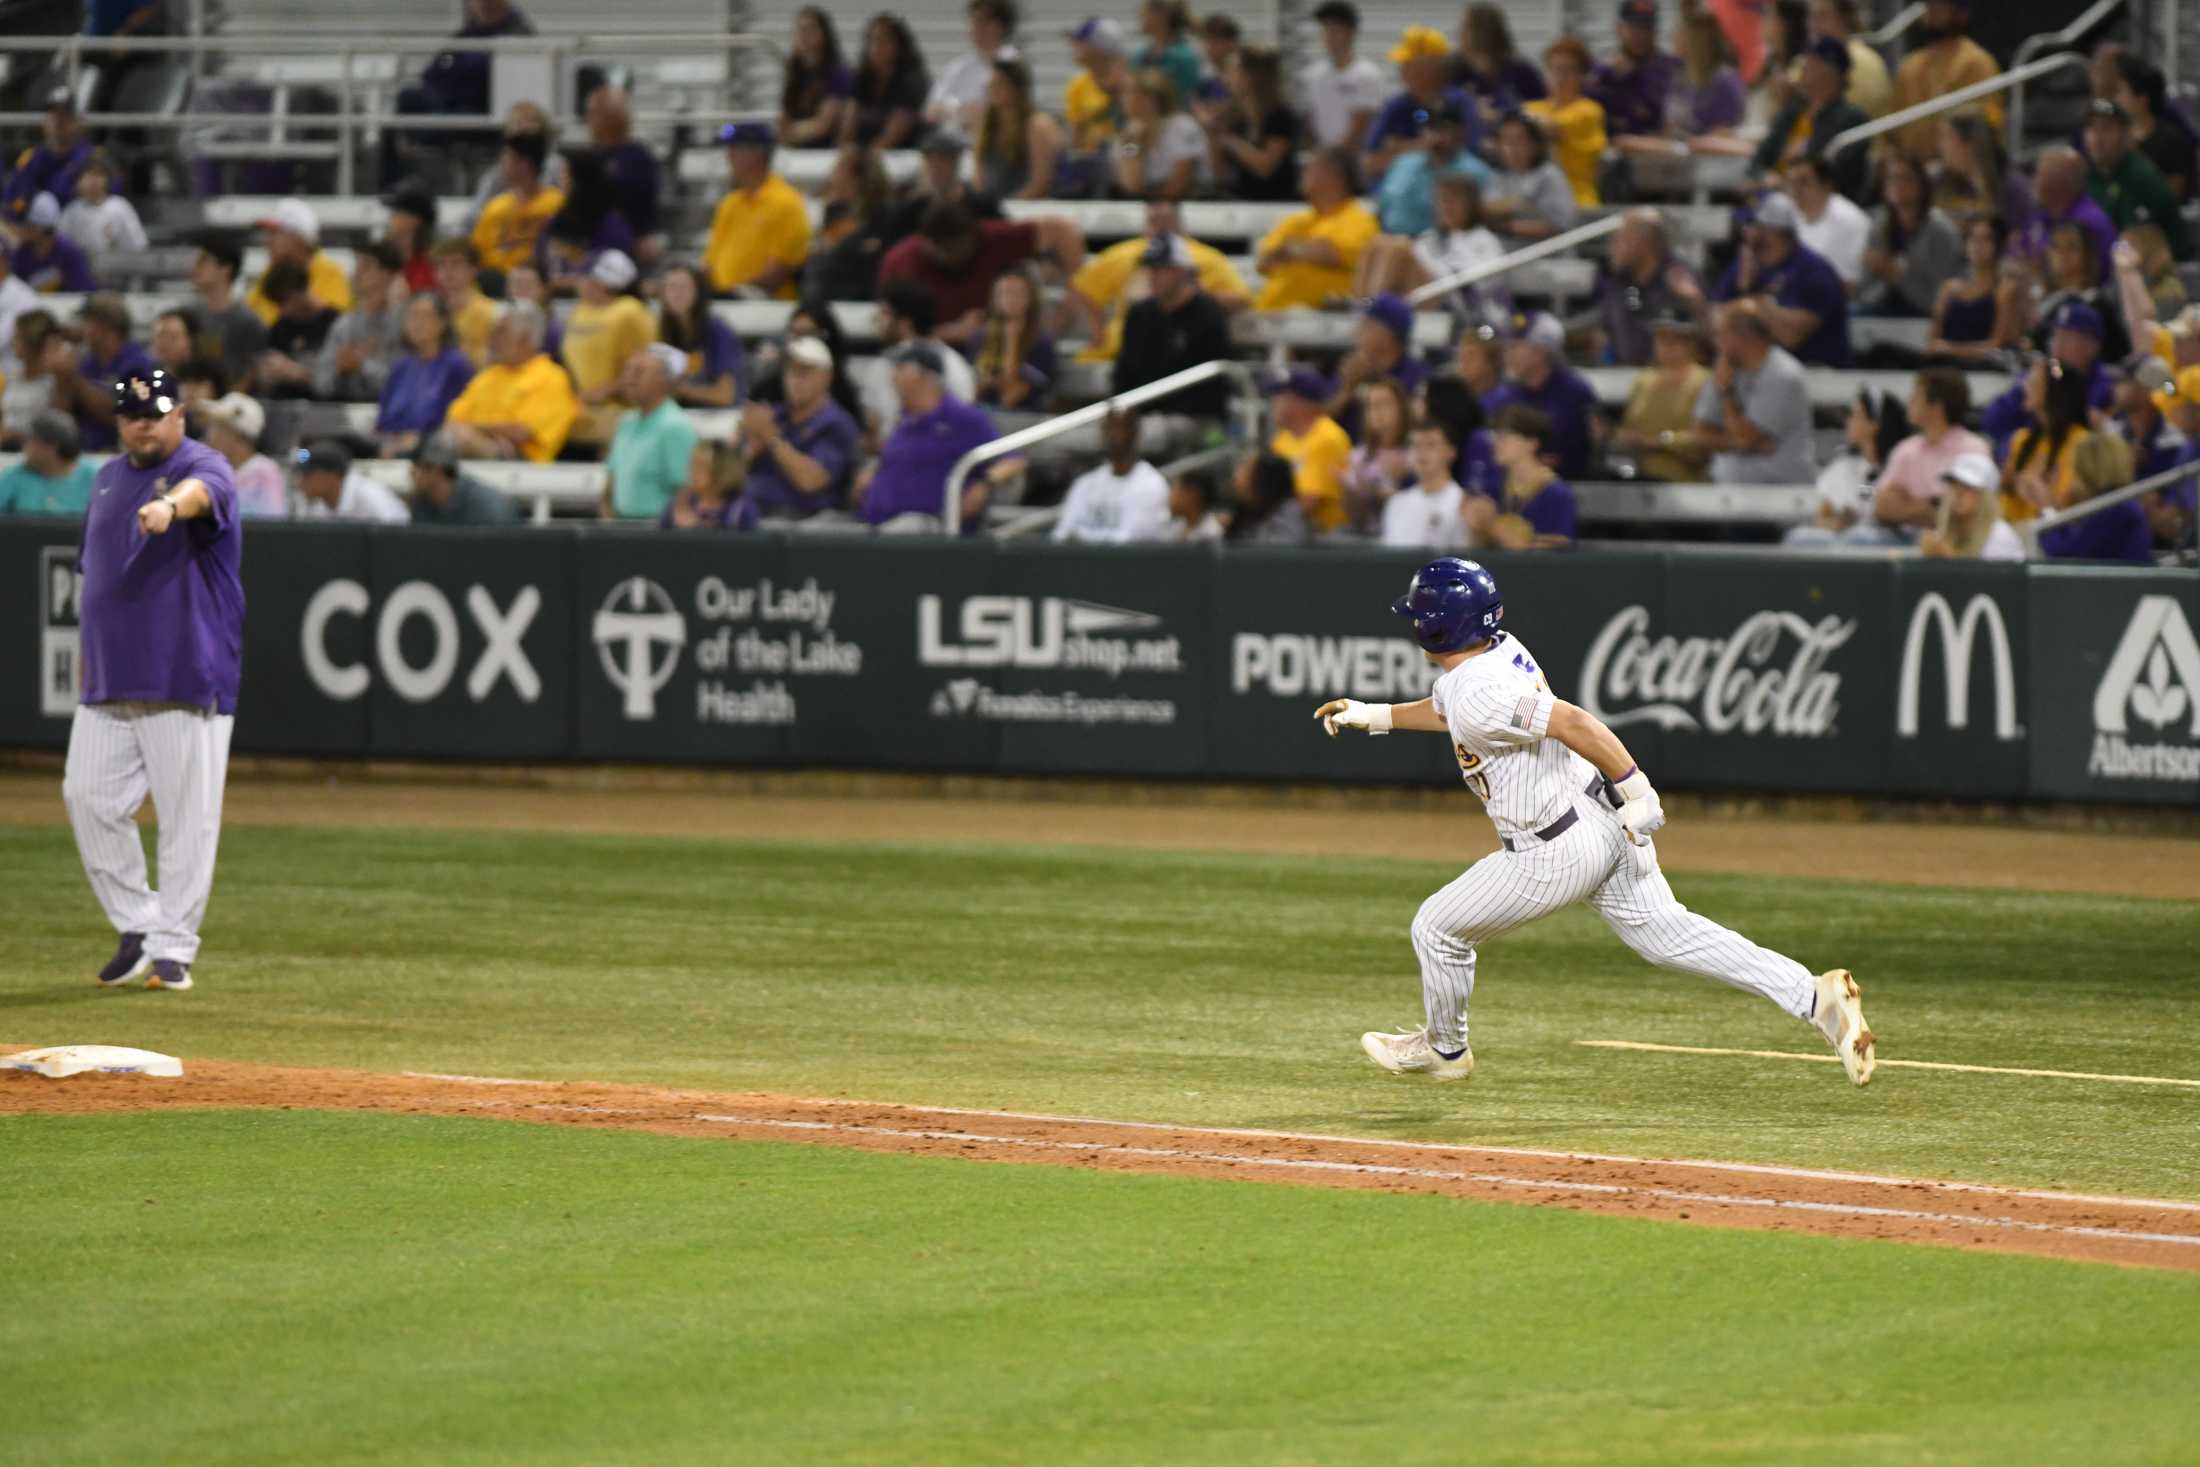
[{"x1": 1501, "y1": 775, "x2": 1621, "y2": 853}]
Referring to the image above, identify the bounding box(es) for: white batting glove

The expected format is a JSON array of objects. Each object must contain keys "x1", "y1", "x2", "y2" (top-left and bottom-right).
[
  {"x1": 1313, "y1": 699, "x2": 1392, "y2": 737},
  {"x1": 1611, "y1": 766, "x2": 1666, "y2": 845}
]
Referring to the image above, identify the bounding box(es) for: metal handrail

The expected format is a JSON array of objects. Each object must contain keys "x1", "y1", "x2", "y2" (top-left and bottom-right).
[
  {"x1": 990, "y1": 441, "x2": 1242, "y2": 540},
  {"x1": 2018, "y1": 458, "x2": 2200, "y2": 557},
  {"x1": 1866, "y1": 3, "x2": 1925, "y2": 45},
  {"x1": 1825, "y1": 52, "x2": 2084, "y2": 156},
  {"x1": 1406, "y1": 215, "x2": 1624, "y2": 307},
  {"x1": 940, "y1": 360, "x2": 1257, "y2": 537},
  {"x1": 2008, "y1": 0, "x2": 2125, "y2": 152}
]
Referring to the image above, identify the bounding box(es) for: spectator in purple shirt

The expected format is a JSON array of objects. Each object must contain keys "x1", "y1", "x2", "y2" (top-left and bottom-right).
[
  {"x1": 1363, "y1": 27, "x2": 1479, "y2": 185},
  {"x1": 2, "y1": 86, "x2": 92, "y2": 223},
  {"x1": 1452, "y1": 5, "x2": 1546, "y2": 119},
  {"x1": 50, "y1": 293, "x2": 156, "y2": 452},
  {"x1": 377, "y1": 290, "x2": 477, "y2": 455},
  {"x1": 658, "y1": 262, "x2": 744, "y2": 409},
  {"x1": 2039, "y1": 432, "x2": 2154, "y2": 562},
  {"x1": 1467, "y1": 402, "x2": 1578, "y2": 547},
  {"x1": 1709, "y1": 191, "x2": 1852, "y2": 366},
  {"x1": 1479, "y1": 311, "x2": 1600, "y2": 479},
  {"x1": 1326, "y1": 291, "x2": 1428, "y2": 430},
  {"x1": 2019, "y1": 147, "x2": 2119, "y2": 284},
  {"x1": 583, "y1": 86, "x2": 662, "y2": 258},
  {"x1": 739, "y1": 336, "x2": 860, "y2": 520},
  {"x1": 779, "y1": 6, "x2": 854, "y2": 147},
  {"x1": 661, "y1": 440, "x2": 759, "y2": 531},
  {"x1": 854, "y1": 341, "x2": 1011, "y2": 530},
  {"x1": 1590, "y1": 0, "x2": 1682, "y2": 140},
  {"x1": 11, "y1": 192, "x2": 97, "y2": 293},
  {"x1": 1664, "y1": 9, "x2": 1745, "y2": 136}
]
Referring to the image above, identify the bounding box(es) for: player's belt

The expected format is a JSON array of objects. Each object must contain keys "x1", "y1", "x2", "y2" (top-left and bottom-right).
[{"x1": 1501, "y1": 775, "x2": 1620, "y2": 853}]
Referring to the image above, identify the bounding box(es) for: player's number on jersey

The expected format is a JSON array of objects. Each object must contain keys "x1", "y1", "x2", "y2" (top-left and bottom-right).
[{"x1": 1453, "y1": 743, "x2": 1492, "y2": 802}]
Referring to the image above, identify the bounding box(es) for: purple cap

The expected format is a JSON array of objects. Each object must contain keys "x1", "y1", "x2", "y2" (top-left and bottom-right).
[
  {"x1": 1362, "y1": 292, "x2": 1414, "y2": 343},
  {"x1": 2050, "y1": 300, "x2": 2104, "y2": 340},
  {"x1": 719, "y1": 121, "x2": 775, "y2": 149},
  {"x1": 1266, "y1": 366, "x2": 1333, "y2": 402}
]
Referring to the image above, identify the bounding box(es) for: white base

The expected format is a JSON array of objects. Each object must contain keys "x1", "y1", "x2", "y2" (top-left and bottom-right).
[{"x1": 3, "y1": 1045, "x2": 184, "y2": 1079}]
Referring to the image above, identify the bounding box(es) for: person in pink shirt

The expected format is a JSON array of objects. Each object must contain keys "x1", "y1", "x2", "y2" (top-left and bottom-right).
[
  {"x1": 1856, "y1": 366, "x2": 1990, "y2": 543},
  {"x1": 200, "y1": 392, "x2": 290, "y2": 517}
]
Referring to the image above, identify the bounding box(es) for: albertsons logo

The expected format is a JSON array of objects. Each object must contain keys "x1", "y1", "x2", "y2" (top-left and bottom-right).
[{"x1": 2089, "y1": 595, "x2": 2200, "y2": 783}]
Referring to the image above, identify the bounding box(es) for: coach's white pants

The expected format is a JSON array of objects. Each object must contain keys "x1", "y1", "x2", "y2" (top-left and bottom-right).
[
  {"x1": 1411, "y1": 792, "x2": 1816, "y2": 1054},
  {"x1": 63, "y1": 701, "x2": 234, "y2": 966}
]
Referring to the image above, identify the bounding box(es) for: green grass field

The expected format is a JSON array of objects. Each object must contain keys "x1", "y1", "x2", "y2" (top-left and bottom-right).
[{"x1": 2, "y1": 820, "x2": 2198, "y2": 1464}]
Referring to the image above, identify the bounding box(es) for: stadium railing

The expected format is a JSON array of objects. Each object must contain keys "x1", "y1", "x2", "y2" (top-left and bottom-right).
[
  {"x1": 2016, "y1": 456, "x2": 2200, "y2": 559},
  {"x1": 1867, "y1": 2, "x2": 1926, "y2": 44},
  {"x1": 940, "y1": 359, "x2": 1260, "y2": 538},
  {"x1": 0, "y1": 32, "x2": 785, "y2": 195},
  {"x1": 1406, "y1": 215, "x2": 1624, "y2": 308},
  {"x1": 1825, "y1": 51, "x2": 2089, "y2": 163},
  {"x1": 2008, "y1": 0, "x2": 2126, "y2": 153}
]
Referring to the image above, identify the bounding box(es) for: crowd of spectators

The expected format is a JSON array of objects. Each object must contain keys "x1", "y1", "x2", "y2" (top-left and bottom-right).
[{"x1": 0, "y1": 0, "x2": 2191, "y2": 558}]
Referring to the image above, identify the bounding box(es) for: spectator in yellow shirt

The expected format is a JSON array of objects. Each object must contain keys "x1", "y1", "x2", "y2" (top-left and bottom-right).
[
  {"x1": 430, "y1": 238, "x2": 501, "y2": 367},
  {"x1": 1067, "y1": 198, "x2": 1249, "y2": 359},
  {"x1": 244, "y1": 197, "x2": 354, "y2": 325},
  {"x1": 1266, "y1": 365, "x2": 1352, "y2": 530},
  {"x1": 1064, "y1": 18, "x2": 1130, "y2": 152},
  {"x1": 562, "y1": 248, "x2": 658, "y2": 449},
  {"x1": 704, "y1": 122, "x2": 813, "y2": 299},
  {"x1": 443, "y1": 302, "x2": 582, "y2": 463},
  {"x1": 1253, "y1": 147, "x2": 1380, "y2": 310},
  {"x1": 1525, "y1": 36, "x2": 1608, "y2": 207},
  {"x1": 1888, "y1": 0, "x2": 2002, "y2": 165},
  {"x1": 473, "y1": 131, "x2": 566, "y2": 275}
]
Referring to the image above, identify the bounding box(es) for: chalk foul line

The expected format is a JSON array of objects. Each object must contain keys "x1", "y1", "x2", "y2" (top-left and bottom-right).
[
  {"x1": 1575, "y1": 1040, "x2": 2200, "y2": 1090},
  {"x1": 696, "y1": 1115, "x2": 2200, "y2": 1252}
]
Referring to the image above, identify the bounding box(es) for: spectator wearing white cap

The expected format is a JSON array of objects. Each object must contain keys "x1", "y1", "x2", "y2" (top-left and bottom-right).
[
  {"x1": 9, "y1": 192, "x2": 95, "y2": 293},
  {"x1": 603, "y1": 344, "x2": 697, "y2": 520},
  {"x1": 741, "y1": 335, "x2": 861, "y2": 520},
  {"x1": 1919, "y1": 451, "x2": 2025, "y2": 560},
  {"x1": 563, "y1": 248, "x2": 657, "y2": 447},
  {"x1": 314, "y1": 241, "x2": 409, "y2": 402},
  {"x1": 244, "y1": 198, "x2": 353, "y2": 326},
  {"x1": 0, "y1": 409, "x2": 92, "y2": 515},
  {"x1": 200, "y1": 393, "x2": 289, "y2": 518}
]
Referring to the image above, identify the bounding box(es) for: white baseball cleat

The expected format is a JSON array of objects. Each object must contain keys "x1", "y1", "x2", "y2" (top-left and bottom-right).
[
  {"x1": 1813, "y1": 968, "x2": 1875, "y2": 1086},
  {"x1": 1360, "y1": 1026, "x2": 1475, "y2": 1081}
]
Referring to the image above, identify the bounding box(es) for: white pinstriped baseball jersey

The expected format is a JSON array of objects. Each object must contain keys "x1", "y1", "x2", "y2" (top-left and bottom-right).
[{"x1": 1428, "y1": 633, "x2": 1600, "y2": 840}]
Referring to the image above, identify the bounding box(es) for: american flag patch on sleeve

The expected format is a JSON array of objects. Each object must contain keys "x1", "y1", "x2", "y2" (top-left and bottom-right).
[{"x1": 1511, "y1": 696, "x2": 1536, "y2": 732}]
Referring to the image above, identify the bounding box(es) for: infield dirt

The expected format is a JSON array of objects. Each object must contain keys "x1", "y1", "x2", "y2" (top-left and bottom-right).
[{"x1": 5, "y1": 1057, "x2": 2198, "y2": 1273}]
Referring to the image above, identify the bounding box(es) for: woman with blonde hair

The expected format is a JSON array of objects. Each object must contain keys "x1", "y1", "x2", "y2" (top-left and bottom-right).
[
  {"x1": 1920, "y1": 455, "x2": 2025, "y2": 560},
  {"x1": 1112, "y1": 68, "x2": 1209, "y2": 199}
]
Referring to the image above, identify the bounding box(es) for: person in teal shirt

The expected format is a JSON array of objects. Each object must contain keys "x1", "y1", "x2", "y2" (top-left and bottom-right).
[
  {"x1": 0, "y1": 410, "x2": 95, "y2": 514},
  {"x1": 603, "y1": 345, "x2": 699, "y2": 520},
  {"x1": 1373, "y1": 100, "x2": 1493, "y2": 237},
  {"x1": 1133, "y1": 0, "x2": 1203, "y2": 104}
]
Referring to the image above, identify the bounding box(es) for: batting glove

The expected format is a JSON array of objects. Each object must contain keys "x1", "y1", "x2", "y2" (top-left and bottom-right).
[
  {"x1": 1314, "y1": 699, "x2": 1392, "y2": 737},
  {"x1": 1611, "y1": 766, "x2": 1665, "y2": 845}
]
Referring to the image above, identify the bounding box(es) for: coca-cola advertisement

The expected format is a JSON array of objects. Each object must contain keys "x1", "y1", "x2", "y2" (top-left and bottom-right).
[{"x1": 1555, "y1": 559, "x2": 1891, "y2": 792}]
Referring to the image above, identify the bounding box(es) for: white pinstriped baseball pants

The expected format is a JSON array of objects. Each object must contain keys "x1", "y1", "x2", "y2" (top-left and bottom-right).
[
  {"x1": 1412, "y1": 793, "x2": 1817, "y2": 1054},
  {"x1": 63, "y1": 701, "x2": 234, "y2": 966}
]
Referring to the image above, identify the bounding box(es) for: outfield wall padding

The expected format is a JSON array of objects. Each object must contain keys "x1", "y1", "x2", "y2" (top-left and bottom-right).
[{"x1": 5, "y1": 521, "x2": 2195, "y2": 807}]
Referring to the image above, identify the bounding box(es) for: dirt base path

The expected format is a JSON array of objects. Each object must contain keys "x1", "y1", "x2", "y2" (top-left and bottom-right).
[
  {"x1": 3, "y1": 769, "x2": 2196, "y2": 899},
  {"x1": 7, "y1": 1056, "x2": 2198, "y2": 1272}
]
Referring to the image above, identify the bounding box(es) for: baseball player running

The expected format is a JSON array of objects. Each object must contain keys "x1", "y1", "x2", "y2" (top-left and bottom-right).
[
  {"x1": 62, "y1": 367, "x2": 243, "y2": 993},
  {"x1": 1315, "y1": 558, "x2": 1874, "y2": 1085}
]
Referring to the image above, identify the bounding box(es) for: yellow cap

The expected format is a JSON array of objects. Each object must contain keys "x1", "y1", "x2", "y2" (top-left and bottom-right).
[
  {"x1": 1389, "y1": 25, "x2": 1452, "y2": 63},
  {"x1": 2153, "y1": 364, "x2": 2200, "y2": 412}
]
